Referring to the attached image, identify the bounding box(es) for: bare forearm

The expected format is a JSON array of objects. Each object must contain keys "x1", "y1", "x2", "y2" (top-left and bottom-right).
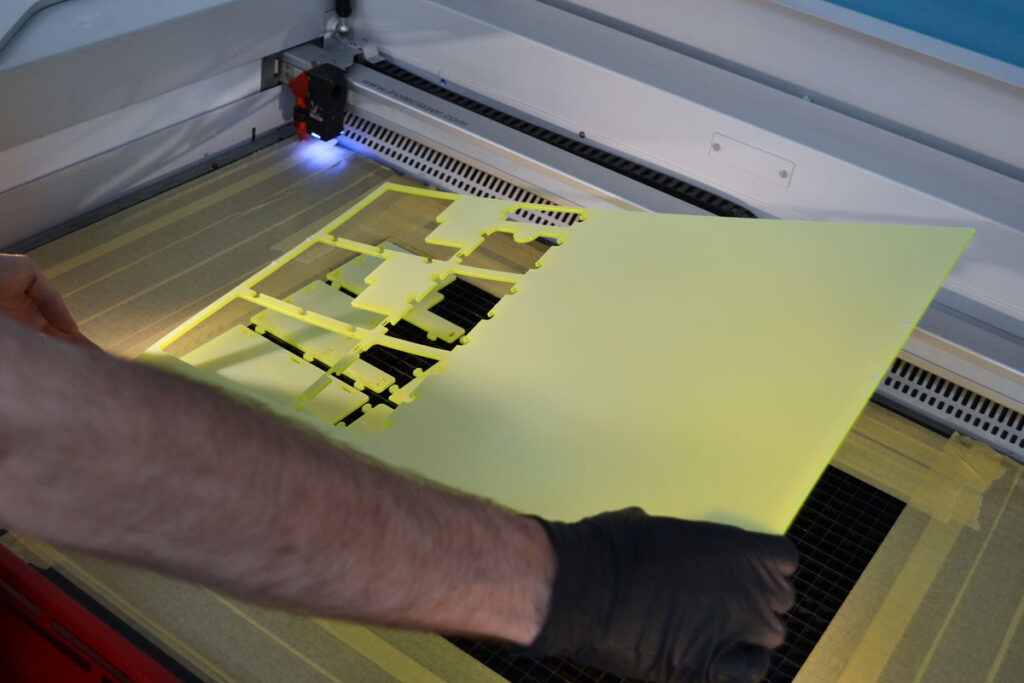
[{"x1": 0, "y1": 317, "x2": 553, "y2": 643}]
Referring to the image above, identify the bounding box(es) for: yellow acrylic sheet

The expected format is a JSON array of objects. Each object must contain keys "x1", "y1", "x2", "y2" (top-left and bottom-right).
[{"x1": 144, "y1": 184, "x2": 972, "y2": 534}]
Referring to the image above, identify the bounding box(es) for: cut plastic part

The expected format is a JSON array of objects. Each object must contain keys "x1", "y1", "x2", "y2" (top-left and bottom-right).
[
  {"x1": 351, "y1": 251, "x2": 452, "y2": 323},
  {"x1": 180, "y1": 326, "x2": 367, "y2": 423},
  {"x1": 298, "y1": 377, "x2": 368, "y2": 424},
  {"x1": 427, "y1": 196, "x2": 519, "y2": 255},
  {"x1": 429, "y1": 196, "x2": 572, "y2": 255},
  {"x1": 151, "y1": 183, "x2": 972, "y2": 533},
  {"x1": 181, "y1": 326, "x2": 324, "y2": 405},
  {"x1": 252, "y1": 281, "x2": 395, "y2": 393},
  {"x1": 347, "y1": 404, "x2": 395, "y2": 435},
  {"x1": 327, "y1": 243, "x2": 464, "y2": 343}
]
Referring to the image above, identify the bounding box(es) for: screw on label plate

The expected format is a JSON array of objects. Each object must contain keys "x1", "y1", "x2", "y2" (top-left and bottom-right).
[
  {"x1": 779, "y1": 169, "x2": 789, "y2": 179},
  {"x1": 711, "y1": 143, "x2": 722, "y2": 152}
]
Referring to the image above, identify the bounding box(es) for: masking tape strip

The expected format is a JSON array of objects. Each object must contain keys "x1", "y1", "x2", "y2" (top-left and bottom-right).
[
  {"x1": 799, "y1": 443, "x2": 1021, "y2": 682},
  {"x1": 312, "y1": 619, "x2": 448, "y2": 683},
  {"x1": 908, "y1": 466, "x2": 1022, "y2": 682},
  {"x1": 835, "y1": 515, "x2": 963, "y2": 682},
  {"x1": 206, "y1": 595, "x2": 346, "y2": 683},
  {"x1": 47, "y1": 145, "x2": 305, "y2": 280},
  {"x1": 831, "y1": 404, "x2": 1007, "y2": 528},
  {"x1": 985, "y1": 591, "x2": 1024, "y2": 683}
]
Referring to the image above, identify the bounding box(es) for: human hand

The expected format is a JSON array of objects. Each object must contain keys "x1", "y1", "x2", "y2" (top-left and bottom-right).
[
  {"x1": 0, "y1": 254, "x2": 97, "y2": 348},
  {"x1": 527, "y1": 508, "x2": 798, "y2": 683}
]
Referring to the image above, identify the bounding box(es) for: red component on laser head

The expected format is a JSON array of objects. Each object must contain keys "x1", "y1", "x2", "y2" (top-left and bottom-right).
[
  {"x1": 289, "y1": 71, "x2": 310, "y2": 101},
  {"x1": 289, "y1": 71, "x2": 311, "y2": 141}
]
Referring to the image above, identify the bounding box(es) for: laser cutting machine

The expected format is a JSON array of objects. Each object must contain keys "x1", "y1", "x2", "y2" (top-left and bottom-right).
[{"x1": 1, "y1": 1, "x2": 1022, "y2": 681}]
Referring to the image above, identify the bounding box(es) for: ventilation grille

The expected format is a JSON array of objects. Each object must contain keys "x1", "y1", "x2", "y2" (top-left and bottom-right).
[
  {"x1": 878, "y1": 358, "x2": 1024, "y2": 459},
  {"x1": 361, "y1": 59, "x2": 756, "y2": 219},
  {"x1": 338, "y1": 112, "x2": 579, "y2": 228}
]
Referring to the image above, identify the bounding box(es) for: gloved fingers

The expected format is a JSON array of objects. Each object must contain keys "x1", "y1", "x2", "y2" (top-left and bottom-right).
[
  {"x1": 751, "y1": 534, "x2": 799, "y2": 615},
  {"x1": 751, "y1": 533, "x2": 799, "y2": 576},
  {"x1": 709, "y1": 643, "x2": 771, "y2": 683},
  {"x1": 761, "y1": 614, "x2": 782, "y2": 651},
  {"x1": 763, "y1": 572, "x2": 797, "y2": 614},
  {"x1": 745, "y1": 609, "x2": 787, "y2": 650},
  {"x1": 744, "y1": 546, "x2": 797, "y2": 614}
]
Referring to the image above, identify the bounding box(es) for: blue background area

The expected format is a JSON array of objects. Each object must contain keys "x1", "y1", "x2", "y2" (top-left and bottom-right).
[{"x1": 825, "y1": 0, "x2": 1024, "y2": 68}]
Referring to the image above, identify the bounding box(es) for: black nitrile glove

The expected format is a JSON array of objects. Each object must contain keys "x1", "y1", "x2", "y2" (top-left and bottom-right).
[{"x1": 526, "y1": 507, "x2": 798, "y2": 683}]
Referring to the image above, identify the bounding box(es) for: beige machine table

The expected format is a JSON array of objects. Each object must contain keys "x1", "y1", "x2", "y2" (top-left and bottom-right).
[{"x1": 3, "y1": 139, "x2": 1023, "y2": 682}]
